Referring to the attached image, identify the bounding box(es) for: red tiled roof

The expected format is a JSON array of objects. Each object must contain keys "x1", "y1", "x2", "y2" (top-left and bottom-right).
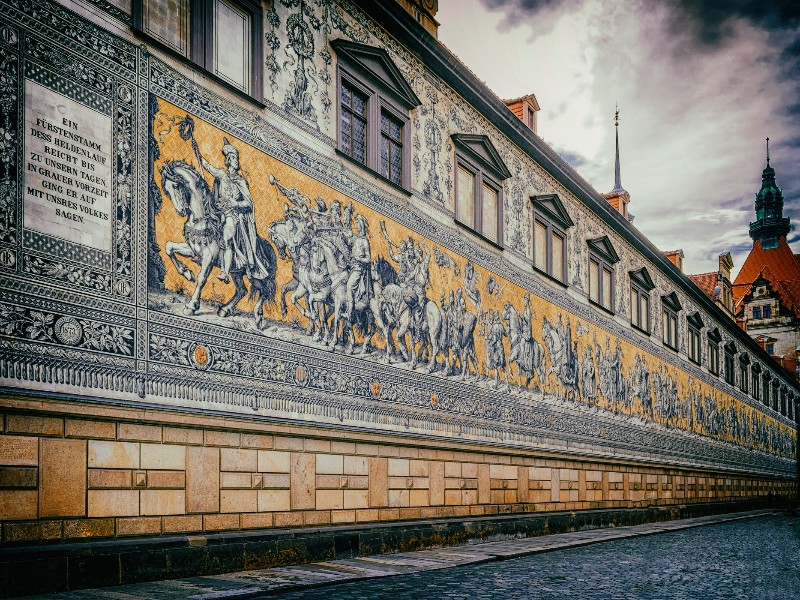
[
  {"x1": 734, "y1": 237, "x2": 800, "y2": 286},
  {"x1": 733, "y1": 237, "x2": 800, "y2": 316},
  {"x1": 687, "y1": 272, "x2": 717, "y2": 301},
  {"x1": 733, "y1": 264, "x2": 800, "y2": 317}
]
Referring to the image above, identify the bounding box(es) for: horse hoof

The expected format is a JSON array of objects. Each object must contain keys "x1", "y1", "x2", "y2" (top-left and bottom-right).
[
  {"x1": 184, "y1": 306, "x2": 198, "y2": 316},
  {"x1": 217, "y1": 307, "x2": 230, "y2": 318}
]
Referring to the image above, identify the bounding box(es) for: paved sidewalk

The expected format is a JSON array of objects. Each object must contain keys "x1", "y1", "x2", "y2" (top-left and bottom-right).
[{"x1": 25, "y1": 510, "x2": 778, "y2": 599}]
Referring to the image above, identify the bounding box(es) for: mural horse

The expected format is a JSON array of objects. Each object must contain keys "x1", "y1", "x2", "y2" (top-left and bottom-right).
[
  {"x1": 268, "y1": 212, "x2": 314, "y2": 326},
  {"x1": 541, "y1": 315, "x2": 579, "y2": 395},
  {"x1": 502, "y1": 302, "x2": 545, "y2": 389},
  {"x1": 370, "y1": 257, "x2": 446, "y2": 371},
  {"x1": 159, "y1": 160, "x2": 277, "y2": 326}
]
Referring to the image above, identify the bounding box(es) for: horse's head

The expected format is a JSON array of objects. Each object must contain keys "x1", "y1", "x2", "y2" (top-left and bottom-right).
[
  {"x1": 159, "y1": 160, "x2": 209, "y2": 219},
  {"x1": 268, "y1": 219, "x2": 289, "y2": 259}
]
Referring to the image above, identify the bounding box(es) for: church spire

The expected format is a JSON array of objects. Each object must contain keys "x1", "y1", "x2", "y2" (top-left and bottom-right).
[
  {"x1": 749, "y1": 136, "x2": 789, "y2": 249},
  {"x1": 612, "y1": 104, "x2": 625, "y2": 193},
  {"x1": 603, "y1": 104, "x2": 632, "y2": 220}
]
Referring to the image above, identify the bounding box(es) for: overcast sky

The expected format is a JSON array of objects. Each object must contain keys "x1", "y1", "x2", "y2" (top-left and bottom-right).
[{"x1": 437, "y1": 0, "x2": 800, "y2": 277}]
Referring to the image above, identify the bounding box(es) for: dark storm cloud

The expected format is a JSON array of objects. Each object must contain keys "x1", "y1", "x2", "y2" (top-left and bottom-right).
[
  {"x1": 481, "y1": 0, "x2": 800, "y2": 41},
  {"x1": 557, "y1": 148, "x2": 589, "y2": 168}
]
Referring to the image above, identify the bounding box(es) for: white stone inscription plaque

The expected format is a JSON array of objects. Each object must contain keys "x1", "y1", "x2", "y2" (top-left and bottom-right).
[{"x1": 24, "y1": 80, "x2": 113, "y2": 252}]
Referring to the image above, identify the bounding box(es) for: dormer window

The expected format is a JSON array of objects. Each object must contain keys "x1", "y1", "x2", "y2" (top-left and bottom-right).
[
  {"x1": 532, "y1": 194, "x2": 573, "y2": 284},
  {"x1": 587, "y1": 236, "x2": 619, "y2": 312}
]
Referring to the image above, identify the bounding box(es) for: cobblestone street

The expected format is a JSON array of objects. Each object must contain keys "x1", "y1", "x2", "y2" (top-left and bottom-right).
[{"x1": 280, "y1": 514, "x2": 799, "y2": 600}]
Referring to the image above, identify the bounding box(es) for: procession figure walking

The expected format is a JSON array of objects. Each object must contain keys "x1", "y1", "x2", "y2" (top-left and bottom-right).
[{"x1": 193, "y1": 136, "x2": 268, "y2": 282}]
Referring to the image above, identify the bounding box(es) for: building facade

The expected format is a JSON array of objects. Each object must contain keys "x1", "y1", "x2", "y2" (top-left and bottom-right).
[
  {"x1": 0, "y1": 0, "x2": 797, "y2": 593},
  {"x1": 733, "y1": 149, "x2": 800, "y2": 376}
]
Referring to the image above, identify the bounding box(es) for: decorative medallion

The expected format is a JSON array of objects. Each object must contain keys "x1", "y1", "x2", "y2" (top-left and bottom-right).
[
  {"x1": 295, "y1": 364, "x2": 309, "y2": 386},
  {"x1": 54, "y1": 316, "x2": 82, "y2": 346},
  {"x1": 371, "y1": 381, "x2": 381, "y2": 397},
  {"x1": 189, "y1": 343, "x2": 212, "y2": 370}
]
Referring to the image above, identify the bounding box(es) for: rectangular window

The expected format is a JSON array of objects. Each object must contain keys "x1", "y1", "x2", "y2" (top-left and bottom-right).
[
  {"x1": 456, "y1": 165, "x2": 476, "y2": 231},
  {"x1": 589, "y1": 259, "x2": 614, "y2": 311},
  {"x1": 454, "y1": 156, "x2": 504, "y2": 246},
  {"x1": 333, "y1": 40, "x2": 418, "y2": 191},
  {"x1": 662, "y1": 308, "x2": 678, "y2": 350},
  {"x1": 766, "y1": 343, "x2": 774, "y2": 355},
  {"x1": 534, "y1": 220, "x2": 547, "y2": 272},
  {"x1": 532, "y1": 217, "x2": 567, "y2": 283},
  {"x1": 589, "y1": 259, "x2": 599, "y2": 303},
  {"x1": 380, "y1": 111, "x2": 403, "y2": 185},
  {"x1": 739, "y1": 363, "x2": 748, "y2": 393},
  {"x1": 688, "y1": 327, "x2": 701, "y2": 364},
  {"x1": 763, "y1": 305, "x2": 771, "y2": 318},
  {"x1": 213, "y1": 0, "x2": 251, "y2": 91},
  {"x1": 724, "y1": 351, "x2": 735, "y2": 385},
  {"x1": 134, "y1": 0, "x2": 262, "y2": 99},
  {"x1": 551, "y1": 231, "x2": 564, "y2": 280},
  {"x1": 482, "y1": 182, "x2": 499, "y2": 243},
  {"x1": 752, "y1": 372, "x2": 760, "y2": 400},
  {"x1": 762, "y1": 378, "x2": 770, "y2": 406},
  {"x1": 752, "y1": 306, "x2": 761, "y2": 319},
  {"x1": 708, "y1": 341, "x2": 720, "y2": 375},
  {"x1": 341, "y1": 82, "x2": 368, "y2": 165},
  {"x1": 631, "y1": 285, "x2": 650, "y2": 333},
  {"x1": 141, "y1": 0, "x2": 189, "y2": 55},
  {"x1": 602, "y1": 268, "x2": 612, "y2": 309}
]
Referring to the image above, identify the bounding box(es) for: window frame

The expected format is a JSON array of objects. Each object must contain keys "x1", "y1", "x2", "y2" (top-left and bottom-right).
[
  {"x1": 687, "y1": 312, "x2": 703, "y2": 365},
  {"x1": 738, "y1": 354, "x2": 750, "y2": 394},
  {"x1": 587, "y1": 237, "x2": 620, "y2": 313},
  {"x1": 629, "y1": 267, "x2": 654, "y2": 334},
  {"x1": 762, "y1": 372, "x2": 771, "y2": 407},
  {"x1": 332, "y1": 39, "x2": 420, "y2": 193},
  {"x1": 772, "y1": 380, "x2": 780, "y2": 412},
  {"x1": 751, "y1": 363, "x2": 761, "y2": 401},
  {"x1": 531, "y1": 194, "x2": 573, "y2": 284},
  {"x1": 452, "y1": 134, "x2": 511, "y2": 248},
  {"x1": 132, "y1": 0, "x2": 264, "y2": 102},
  {"x1": 724, "y1": 342, "x2": 737, "y2": 386},
  {"x1": 752, "y1": 305, "x2": 761, "y2": 319},
  {"x1": 763, "y1": 304, "x2": 772, "y2": 319},
  {"x1": 661, "y1": 292, "x2": 682, "y2": 351},
  {"x1": 707, "y1": 328, "x2": 721, "y2": 375}
]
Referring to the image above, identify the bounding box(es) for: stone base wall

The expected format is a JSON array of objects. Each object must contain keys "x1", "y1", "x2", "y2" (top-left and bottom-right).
[{"x1": 0, "y1": 394, "x2": 796, "y2": 547}]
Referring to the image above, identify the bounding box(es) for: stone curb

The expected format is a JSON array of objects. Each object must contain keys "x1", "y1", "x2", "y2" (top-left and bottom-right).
[{"x1": 24, "y1": 509, "x2": 781, "y2": 600}]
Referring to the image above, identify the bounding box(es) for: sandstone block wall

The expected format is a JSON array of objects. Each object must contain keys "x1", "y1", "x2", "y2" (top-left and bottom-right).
[{"x1": 0, "y1": 398, "x2": 794, "y2": 544}]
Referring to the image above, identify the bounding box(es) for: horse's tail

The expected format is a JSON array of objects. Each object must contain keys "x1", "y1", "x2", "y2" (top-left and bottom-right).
[{"x1": 250, "y1": 236, "x2": 278, "y2": 305}]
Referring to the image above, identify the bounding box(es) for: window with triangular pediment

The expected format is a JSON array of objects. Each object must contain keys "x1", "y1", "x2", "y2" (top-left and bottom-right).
[
  {"x1": 532, "y1": 194, "x2": 573, "y2": 284},
  {"x1": 332, "y1": 39, "x2": 420, "y2": 190},
  {"x1": 452, "y1": 134, "x2": 510, "y2": 247}
]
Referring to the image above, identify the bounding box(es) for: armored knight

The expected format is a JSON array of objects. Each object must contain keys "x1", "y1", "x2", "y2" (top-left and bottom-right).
[{"x1": 193, "y1": 137, "x2": 267, "y2": 282}]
